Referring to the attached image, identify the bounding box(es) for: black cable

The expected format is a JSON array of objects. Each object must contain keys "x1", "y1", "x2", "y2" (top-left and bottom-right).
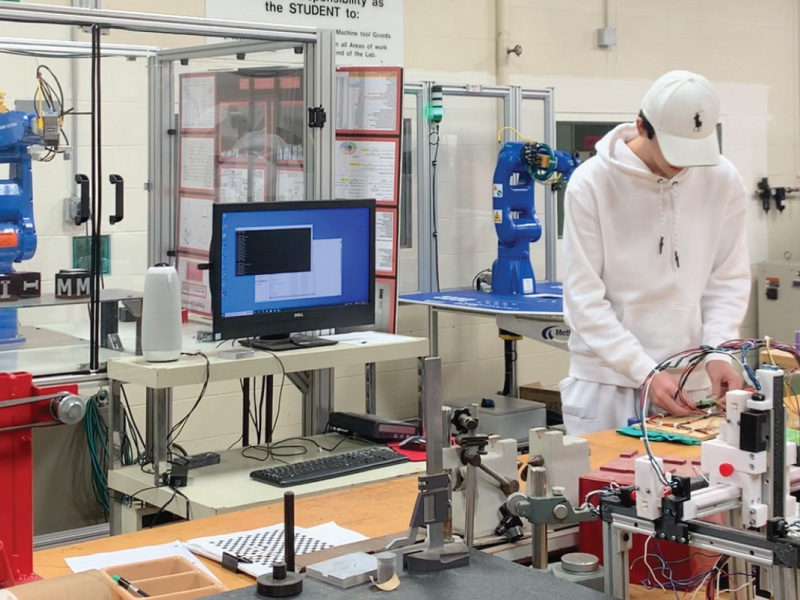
[
  {"x1": 241, "y1": 434, "x2": 363, "y2": 463},
  {"x1": 472, "y1": 268, "x2": 491, "y2": 291},
  {"x1": 241, "y1": 444, "x2": 308, "y2": 462},
  {"x1": 148, "y1": 488, "x2": 178, "y2": 529},
  {"x1": 89, "y1": 26, "x2": 98, "y2": 369},
  {"x1": 120, "y1": 385, "x2": 146, "y2": 452},
  {"x1": 94, "y1": 25, "x2": 105, "y2": 358},
  {"x1": 119, "y1": 485, "x2": 160, "y2": 506},
  {"x1": 240, "y1": 378, "x2": 259, "y2": 439},
  {"x1": 173, "y1": 487, "x2": 192, "y2": 521},
  {"x1": 253, "y1": 377, "x2": 262, "y2": 443},
  {"x1": 276, "y1": 434, "x2": 359, "y2": 453},
  {"x1": 167, "y1": 352, "x2": 211, "y2": 445},
  {"x1": 430, "y1": 128, "x2": 441, "y2": 291},
  {"x1": 250, "y1": 346, "x2": 286, "y2": 442},
  {"x1": 36, "y1": 66, "x2": 65, "y2": 120},
  {"x1": 258, "y1": 375, "x2": 266, "y2": 445}
]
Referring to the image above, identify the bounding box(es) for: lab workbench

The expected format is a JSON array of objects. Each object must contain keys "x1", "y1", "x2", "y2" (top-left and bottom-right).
[
  {"x1": 35, "y1": 430, "x2": 696, "y2": 598},
  {"x1": 105, "y1": 332, "x2": 430, "y2": 534}
]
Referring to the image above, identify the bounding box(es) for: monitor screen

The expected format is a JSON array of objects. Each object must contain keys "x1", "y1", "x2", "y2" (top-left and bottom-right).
[{"x1": 211, "y1": 199, "x2": 375, "y2": 340}]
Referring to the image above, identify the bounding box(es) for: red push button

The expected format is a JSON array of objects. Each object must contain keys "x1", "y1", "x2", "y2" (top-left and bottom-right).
[{"x1": 719, "y1": 463, "x2": 735, "y2": 477}]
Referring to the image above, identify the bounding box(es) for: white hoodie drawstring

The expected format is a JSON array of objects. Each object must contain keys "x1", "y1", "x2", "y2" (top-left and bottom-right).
[
  {"x1": 657, "y1": 179, "x2": 680, "y2": 269},
  {"x1": 657, "y1": 179, "x2": 665, "y2": 255},
  {"x1": 672, "y1": 181, "x2": 680, "y2": 269}
]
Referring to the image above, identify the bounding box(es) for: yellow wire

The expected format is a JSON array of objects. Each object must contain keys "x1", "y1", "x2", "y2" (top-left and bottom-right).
[
  {"x1": 765, "y1": 335, "x2": 776, "y2": 365},
  {"x1": 496, "y1": 126, "x2": 534, "y2": 145},
  {"x1": 786, "y1": 371, "x2": 800, "y2": 419},
  {"x1": 35, "y1": 76, "x2": 44, "y2": 131},
  {"x1": 783, "y1": 382, "x2": 800, "y2": 416}
]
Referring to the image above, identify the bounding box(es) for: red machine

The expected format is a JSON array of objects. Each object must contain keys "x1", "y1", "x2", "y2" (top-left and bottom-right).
[
  {"x1": 579, "y1": 449, "x2": 718, "y2": 588},
  {"x1": 0, "y1": 371, "x2": 82, "y2": 587}
]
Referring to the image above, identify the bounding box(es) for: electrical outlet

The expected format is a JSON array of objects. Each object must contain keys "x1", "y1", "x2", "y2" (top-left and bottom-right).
[
  {"x1": 63, "y1": 196, "x2": 84, "y2": 225},
  {"x1": 596, "y1": 27, "x2": 617, "y2": 48}
]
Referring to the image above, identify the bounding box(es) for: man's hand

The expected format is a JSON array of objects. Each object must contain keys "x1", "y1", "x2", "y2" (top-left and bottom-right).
[
  {"x1": 647, "y1": 371, "x2": 695, "y2": 416},
  {"x1": 706, "y1": 360, "x2": 744, "y2": 400}
]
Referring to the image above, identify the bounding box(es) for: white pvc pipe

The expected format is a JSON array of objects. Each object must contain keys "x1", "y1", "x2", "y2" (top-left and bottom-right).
[{"x1": 495, "y1": 0, "x2": 510, "y2": 86}]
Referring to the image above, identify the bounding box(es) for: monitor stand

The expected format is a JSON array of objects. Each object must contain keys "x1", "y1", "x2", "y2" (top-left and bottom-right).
[{"x1": 239, "y1": 334, "x2": 338, "y2": 352}]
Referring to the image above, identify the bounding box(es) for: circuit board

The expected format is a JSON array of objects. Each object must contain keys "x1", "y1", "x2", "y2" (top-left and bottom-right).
[{"x1": 636, "y1": 412, "x2": 726, "y2": 442}]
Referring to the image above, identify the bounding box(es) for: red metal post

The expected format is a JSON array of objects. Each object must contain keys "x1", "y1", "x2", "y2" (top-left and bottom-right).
[{"x1": 0, "y1": 372, "x2": 77, "y2": 587}]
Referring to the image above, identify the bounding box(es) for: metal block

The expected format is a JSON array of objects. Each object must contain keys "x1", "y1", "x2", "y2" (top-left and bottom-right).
[
  {"x1": 55, "y1": 269, "x2": 90, "y2": 298},
  {"x1": 17, "y1": 272, "x2": 41, "y2": 298},
  {"x1": 0, "y1": 273, "x2": 20, "y2": 301}
]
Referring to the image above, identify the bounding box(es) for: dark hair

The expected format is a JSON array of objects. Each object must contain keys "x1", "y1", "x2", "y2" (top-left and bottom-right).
[{"x1": 638, "y1": 110, "x2": 655, "y2": 140}]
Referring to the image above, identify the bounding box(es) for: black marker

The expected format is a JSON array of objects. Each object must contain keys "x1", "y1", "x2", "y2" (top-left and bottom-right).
[{"x1": 112, "y1": 575, "x2": 151, "y2": 597}]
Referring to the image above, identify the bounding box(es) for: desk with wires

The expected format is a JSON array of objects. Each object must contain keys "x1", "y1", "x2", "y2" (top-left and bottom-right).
[
  {"x1": 108, "y1": 434, "x2": 425, "y2": 532},
  {"x1": 104, "y1": 332, "x2": 429, "y2": 534}
]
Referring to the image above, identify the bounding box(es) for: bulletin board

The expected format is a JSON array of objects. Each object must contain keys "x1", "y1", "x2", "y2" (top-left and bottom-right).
[
  {"x1": 336, "y1": 66, "x2": 403, "y2": 333},
  {"x1": 177, "y1": 69, "x2": 305, "y2": 317}
]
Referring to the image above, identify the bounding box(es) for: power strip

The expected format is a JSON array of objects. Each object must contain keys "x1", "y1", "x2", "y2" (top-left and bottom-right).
[{"x1": 171, "y1": 452, "x2": 221, "y2": 470}]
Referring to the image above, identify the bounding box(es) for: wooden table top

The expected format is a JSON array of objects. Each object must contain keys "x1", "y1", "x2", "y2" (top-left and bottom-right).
[{"x1": 34, "y1": 430, "x2": 700, "y2": 590}]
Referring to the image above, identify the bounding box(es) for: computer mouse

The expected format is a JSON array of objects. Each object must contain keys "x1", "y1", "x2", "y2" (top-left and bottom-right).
[{"x1": 399, "y1": 435, "x2": 426, "y2": 452}]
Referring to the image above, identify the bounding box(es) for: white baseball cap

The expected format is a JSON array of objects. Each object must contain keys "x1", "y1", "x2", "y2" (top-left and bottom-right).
[{"x1": 641, "y1": 70, "x2": 721, "y2": 167}]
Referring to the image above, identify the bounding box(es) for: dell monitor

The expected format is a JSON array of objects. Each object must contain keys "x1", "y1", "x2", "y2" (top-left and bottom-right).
[{"x1": 210, "y1": 199, "x2": 375, "y2": 342}]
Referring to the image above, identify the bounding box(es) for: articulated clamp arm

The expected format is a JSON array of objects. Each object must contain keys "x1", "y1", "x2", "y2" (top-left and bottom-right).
[{"x1": 506, "y1": 492, "x2": 597, "y2": 526}]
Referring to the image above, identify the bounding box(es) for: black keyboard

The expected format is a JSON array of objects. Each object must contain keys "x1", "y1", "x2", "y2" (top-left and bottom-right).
[{"x1": 250, "y1": 446, "x2": 410, "y2": 487}]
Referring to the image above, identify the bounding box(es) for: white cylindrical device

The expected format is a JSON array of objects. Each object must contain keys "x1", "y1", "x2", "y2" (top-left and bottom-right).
[{"x1": 141, "y1": 265, "x2": 182, "y2": 362}]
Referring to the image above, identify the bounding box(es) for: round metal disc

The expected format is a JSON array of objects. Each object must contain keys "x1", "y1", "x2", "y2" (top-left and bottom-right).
[
  {"x1": 561, "y1": 552, "x2": 600, "y2": 574},
  {"x1": 256, "y1": 572, "x2": 303, "y2": 598}
]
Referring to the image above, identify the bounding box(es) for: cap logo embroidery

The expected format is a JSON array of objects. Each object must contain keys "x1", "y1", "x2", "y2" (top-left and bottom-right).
[{"x1": 693, "y1": 111, "x2": 703, "y2": 132}]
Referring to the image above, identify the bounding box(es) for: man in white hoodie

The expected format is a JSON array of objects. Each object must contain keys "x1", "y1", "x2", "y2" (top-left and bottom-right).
[{"x1": 560, "y1": 70, "x2": 750, "y2": 435}]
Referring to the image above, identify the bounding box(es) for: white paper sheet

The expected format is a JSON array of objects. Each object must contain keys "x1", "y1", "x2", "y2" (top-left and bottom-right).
[
  {"x1": 65, "y1": 540, "x2": 218, "y2": 581},
  {"x1": 304, "y1": 522, "x2": 369, "y2": 547},
  {"x1": 181, "y1": 75, "x2": 215, "y2": 130},
  {"x1": 180, "y1": 137, "x2": 215, "y2": 191},
  {"x1": 334, "y1": 139, "x2": 397, "y2": 203},
  {"x1": 220, "y1": 167, "x2": 266, "y2": 203},
  {"x1": 179, "y1": 196, "x2": 214, "y2": 253},
  {"x1": 336, "y1": 71, "x2": 399, "y2": 132},
  {"x1": 278, "y1": 169, "x2": 305, "y2": 202},
  {"x1": 178, "y1": 255, "x2": 212, "y2": 315},
  {"x1": 375, "y1": 210, "x2": 395, "y2": 274}
]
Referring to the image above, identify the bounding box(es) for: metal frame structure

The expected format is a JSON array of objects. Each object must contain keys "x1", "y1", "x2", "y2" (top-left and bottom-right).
[
  {"x1": 0, "y1": 4, "x2": 337, "y2": 386},
  {"x1": 522, "y1": 87, "x2": 558, "y2": 282},
  {"x1": 146, "y1": 29, "x2": 335, "y2": 266},
  {"x1": 403, "y1": 83, "x2": 557, "y2": 295},
  {"x1": 0, "y1": 7, "x2": 343, "y2": 533},
  {"x1": 602, "y1": 508, "x2": 800, "y2": 600},
  {"x1": 401, "y1": 84, "x2": 556, "y2": 396}
]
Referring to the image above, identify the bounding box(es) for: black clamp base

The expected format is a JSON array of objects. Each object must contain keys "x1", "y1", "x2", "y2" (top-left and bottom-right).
[{"x1": 257, "y1": 562, "x2": 303, "y2": 598}]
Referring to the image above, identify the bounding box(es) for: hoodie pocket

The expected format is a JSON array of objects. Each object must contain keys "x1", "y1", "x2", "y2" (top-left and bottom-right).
[
  {"x1": 621, "y1": 303, "x2": 702, "y2": 363},
  {"x1": 559, "y1": 377, "x2": 599, "y2": 422}
]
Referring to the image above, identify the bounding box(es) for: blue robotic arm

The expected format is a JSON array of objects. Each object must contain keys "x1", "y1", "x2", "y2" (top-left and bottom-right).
[
  {"x1": 0, "y1": 109, "x2": 40, "y2": 272},
  {"x1": 0, "y1": 90, "x2": 64, "y2": 343},
  {"x1": 491, "y1": 141, "x2": 579, "y2": 295}
]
